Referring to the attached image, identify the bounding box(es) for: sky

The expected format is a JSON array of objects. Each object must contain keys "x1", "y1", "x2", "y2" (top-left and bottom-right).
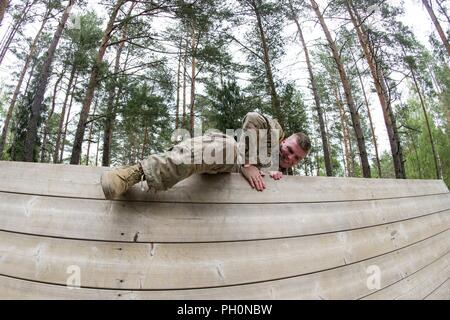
[
  {"x1": 0, "y1": 0, "x2": 443, "y2": 163},
  {"x1": 274, "y1": 0, "x2": 437, "y2": 155}
]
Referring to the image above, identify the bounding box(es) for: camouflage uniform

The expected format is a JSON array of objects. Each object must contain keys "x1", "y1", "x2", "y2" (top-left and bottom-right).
[{"x1": 139, "y1": 112, "x2": 285, "y2": 191}]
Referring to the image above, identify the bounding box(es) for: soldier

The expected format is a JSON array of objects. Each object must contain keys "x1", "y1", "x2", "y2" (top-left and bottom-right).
[{"x1": 100, "y1": 111, "x2": 311, "y2": 199}]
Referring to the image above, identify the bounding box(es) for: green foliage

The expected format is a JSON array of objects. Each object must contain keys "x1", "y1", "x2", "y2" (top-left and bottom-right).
[
  {"x1": 7, "y1": 92, "x2": 44, "y2": 162},
  {"x1": 398, "y1": 84, "x2": 450, "y2": 188},
  {"x1": 110, "y1": 82, "x2": 172, "y2": 166},
  {"x1": 378, "y1": 151, "x2": 396, "y2": 179},
  {"x1": 278, "y1": 83, "x2": 308, "y2": 136},
  {"x1": 60, "y1": 10, "x2": 103, "y2": 73},
  {"x1": 237, "y1": 0, "x2": 285, "y2": 101},
  {"x1": 434, "y1": 128, "x2": 450, "y2": 187},
  {"x1": 434, "y1": 65, "x2": 450, "y2": 135},
  {"x1": 1, "y1": 0, "x2": 449, "y2": 187},
  {"x1": 201, "y1": 80, "x2": 252, "y2": 133}
]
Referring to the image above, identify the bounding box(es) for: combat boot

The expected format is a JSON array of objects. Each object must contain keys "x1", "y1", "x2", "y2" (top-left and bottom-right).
[{"x1": 101, "y1": 164, "x2": 145, "y2": 199}]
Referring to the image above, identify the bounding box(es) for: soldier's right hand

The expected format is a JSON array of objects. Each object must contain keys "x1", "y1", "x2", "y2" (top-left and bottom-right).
[{"x1": 240, "y1": 165, "x2": 266, "y2": 191}]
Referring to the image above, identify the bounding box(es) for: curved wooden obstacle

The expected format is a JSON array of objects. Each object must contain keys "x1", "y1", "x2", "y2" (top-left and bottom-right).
[{"x1": 0, "y1": 160, "x2": 448, "y2": 299}]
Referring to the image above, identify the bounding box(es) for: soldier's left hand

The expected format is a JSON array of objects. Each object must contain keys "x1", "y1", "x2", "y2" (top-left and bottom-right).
[{"x1": 268, "y1": 171, "x2": 283, "y2": 180}]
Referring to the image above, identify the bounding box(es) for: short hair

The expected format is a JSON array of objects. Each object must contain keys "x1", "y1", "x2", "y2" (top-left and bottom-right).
[{"x1": 293, "y1": 132, "x2": 311, "y2": 153}]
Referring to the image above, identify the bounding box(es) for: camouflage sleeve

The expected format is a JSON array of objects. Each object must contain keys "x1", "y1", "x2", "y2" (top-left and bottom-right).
[{"x1": 237, "y1": 112, "x2": 269, "y2": 167}]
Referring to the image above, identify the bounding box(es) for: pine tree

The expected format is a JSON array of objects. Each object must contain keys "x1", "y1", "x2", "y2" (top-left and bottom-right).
[{"x1": 24, "y1": 0, "x2": 75, "y2": 161}]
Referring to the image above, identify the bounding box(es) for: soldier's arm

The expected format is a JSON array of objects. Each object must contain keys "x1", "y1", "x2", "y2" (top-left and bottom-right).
[
  {"x1": 238, "y1": 112, "x2": 269, "y2": 165},
  {"x1": 241, "y1": 112, "x2": 269, "y2": 131},
  {"x1": 238, "y1": 112, "x2": 269, "y2": 191}
]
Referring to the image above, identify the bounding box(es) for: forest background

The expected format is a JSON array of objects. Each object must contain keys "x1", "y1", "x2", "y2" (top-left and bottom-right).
[{"x1": 0, "y1": 0, "x2": 449, "y2": 186}]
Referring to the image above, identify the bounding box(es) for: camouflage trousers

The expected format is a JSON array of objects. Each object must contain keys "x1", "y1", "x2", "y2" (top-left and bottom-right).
[{"x1": 139, "y1": 132, "x2": 239, "y2": 191}]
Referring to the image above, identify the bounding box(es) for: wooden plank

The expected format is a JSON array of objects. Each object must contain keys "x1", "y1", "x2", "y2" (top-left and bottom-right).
[
  {"x1": 0, "y1": 211, "x2": 448, "y2": 290},
  {"x1": 362, "y1": 253, "x2": 450, "y2": 299},
  {"x1": 0, "y1": 161, "x2": 448, "y2": 202},
  {"x1": 1, "y1": 191, "x2": 449, "y2": 242},
  {"x1": 0, "y1": 229, "x2": 448, "y2": 299},
  {"x1": 0, "y1": 161, "x2": 104, "y2": 199},
  {"x1": 424, "y1": 278, "x2": 450, "y2": 300}
]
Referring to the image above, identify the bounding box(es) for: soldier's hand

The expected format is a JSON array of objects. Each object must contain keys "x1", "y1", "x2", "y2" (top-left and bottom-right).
[
  {"x1": 240, "y1": 165, "x2": 266, "y2": 191},
  {"x1": 269, "y1": 171, "x2": 283, "y2": 180}
]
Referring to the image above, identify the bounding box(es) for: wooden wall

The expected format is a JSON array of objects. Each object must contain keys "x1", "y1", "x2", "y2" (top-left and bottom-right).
[{"x1": 0, "y1": 161, "x2": 448, "y2": 299}]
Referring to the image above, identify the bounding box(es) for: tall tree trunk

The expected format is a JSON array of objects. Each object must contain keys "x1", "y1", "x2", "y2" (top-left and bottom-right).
[
  {"x1": 24, "y1": 0, "x2": 75, "y2": 162},
  {"x1": 130, "y1": 134, "x2": 136, "y2": 165},
  {"x1": 345, "y1": 0, "x2": 404, "y2": 178},
  {"x1": 428, "y1": 65, "x2": 442, "y2": 95},
  {"x1": 0, "y1": 24, "x2": 11, "y2": 52},
  {"x1": 70, "y1": 0, "x2": 125, "y2": 165},
  {"x1": 410, "y1": 69, "x2": 441, "y2": 179},
  {"x1": 141, "y1": 125, "x2": 148, "y2": 160},
  {"x1": 101, "y1": 2, "x2": 133, "y2": 167},
  {"x1": 0, "y1": 0, "x2": 9, "y2": 27},
  {"x1": 189, "y1": 26, "x2": 197, "y2": 136},
  {"x1": 310, "y1": 0, "x2": 371, "y2": 177},
  {"x1": 334, "y1": 84, "x2": 354, "y2": 177},
  {"x1": 0, "y1": 0, "x2": 36, "y2": 65},
  {"x1": 309, "y1": 156, "x2": 314, "y2": 177},
  {"x1": 348, "y1": 131, "x2": 356, "y2": 175},
  {"x1": 422, "y1": 0, "x2": 450, "y2": 56},
  {"x1": 407, "y1": 129, "x2": 423, "y2": 179},
  {"x1": 40, "y1": 67, "x2": 65, "y2": 162},
  {"x1": 359, "y1": 74, "x2": 381, "y2": 178},
  {"x1": 289, "y1": 0, "x2": 332, "y2": 175},
  {"x1": 339, "y1": 138, "x2": 347, "y2": 176},
  {"x1": 0, "y1": 7, "x2": 49, "y2": 155},
  {"x1": 182, "y1": 37, "x2": 188, "y2": 129},
  {"x1": 101, "y1": 82, "x2": 118, "y2": 167},
  {"x1": 251, "y1": 0, "x2": 282, "y2": 125},
  {"x1": 323, "y1": 110, "x2": 332, "y2": 166},
  {"x1": 379, "y1": 66, "x2": 406, "y2": 177},
  {"x1": 8, "y1": 61, "x2": 36, "y2": 159},
  {"x1": 338, "y1": 87, "x2": 357, "y2": 174},
  {"x1": 22, "y1": 58, "x2": 36, "y2": 95},
  {"x1": 85, "y1": 97, "x2": 99, "y2": 165},
  {"x1": 313, "y1": 136, "x2": 320, "y2": 175},
  {"x1": 175, "y1": 36, "x2": 182, "y2": 130},
  {"x1": 95, "y1": 132, "x2": 100, "y2": 167},
  {"x1": 350, "y1": 48, "x2": 382, "y2": 178},
  {"x1": 53, "y1": 67, "x2": 77, "y2": 163},
  {"x1": 102, "y1": 86, "x2": 122, "y2": 166},
  {"x1": 59, "y1": 74, "x2": 78, "y2": 162},
  {"x1": 9, "y1": 116, "x2": 19, "y2": 160},
  {"x1": 436, "y1": 0, "x2": 450, "y2": 24}
]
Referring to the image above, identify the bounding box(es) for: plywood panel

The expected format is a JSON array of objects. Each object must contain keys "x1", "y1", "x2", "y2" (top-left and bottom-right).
[
  {"x1": 362, "y1": 253, "x2": 450, "y2": 299},
  {"x1": 1, "y1": 192, "x2": 448, "y2": 242},
  {"x1": 0, "y1": 229, "x2": 447, "y2": 299},
  {"x1": 1, "y1": 161, "x2": 448, "y2": 300},
  {"x1": 424, "y1": 278, "x2": 450, "y2": 300},
  {"x1": 0, "y1": 161, "x2": 447, "y2": 202},
  {"x1": 0, "y1": 212, "x2": 448, "y2": 290}
]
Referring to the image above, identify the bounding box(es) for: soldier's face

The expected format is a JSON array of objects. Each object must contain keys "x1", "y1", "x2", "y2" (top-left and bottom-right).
[{"x1": 279, "y1": 135, "x2": 307, "y2": 169}]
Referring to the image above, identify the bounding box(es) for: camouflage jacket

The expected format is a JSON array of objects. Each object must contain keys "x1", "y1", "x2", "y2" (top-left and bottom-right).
[{"x1": 237, "y1": 112, "x2": 285, "y2": 170}]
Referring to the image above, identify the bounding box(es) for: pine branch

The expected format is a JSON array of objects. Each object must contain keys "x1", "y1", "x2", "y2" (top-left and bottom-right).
[{"x1": 227, "y1": 34, "x2": 265, "y2": 63}]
